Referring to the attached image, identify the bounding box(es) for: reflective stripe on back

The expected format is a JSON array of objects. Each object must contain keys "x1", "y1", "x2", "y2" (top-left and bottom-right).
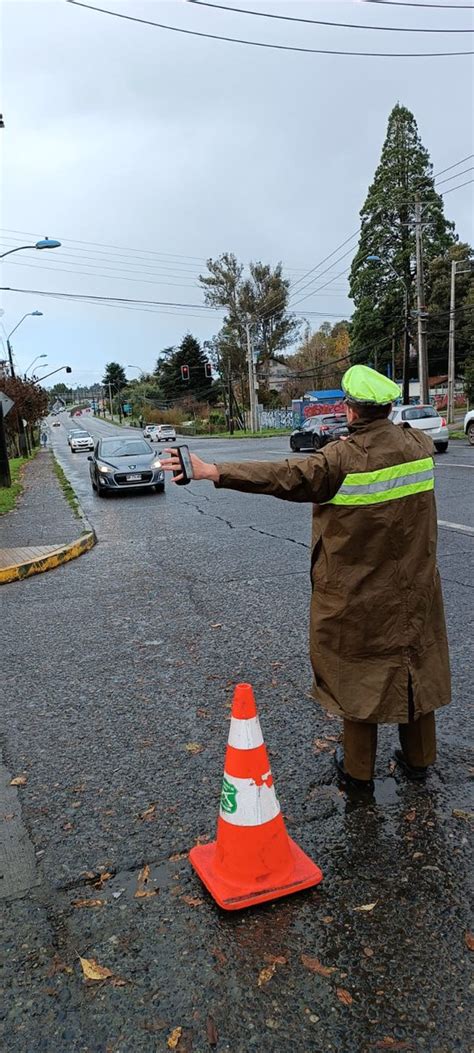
[{"x1": 326, "y1": 456, "x2": 435, "y2": 506}]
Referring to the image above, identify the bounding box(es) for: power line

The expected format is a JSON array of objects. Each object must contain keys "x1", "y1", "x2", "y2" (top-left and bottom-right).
[
  {"x1": 435, "y1": 166, "x2": 474, "y2": 186},
  {"x1": 432, "y1": 152, "x2": 474, "y2": 179},
  {"x1": 359, "y1": 1, "x2": 474, "y2": 9},
  {"x1": 186, "y1": 0, "x2": 474, "y2": 32},
  {"x1": 439, "y1": 177, "x2": 474, "y2": 194},
  {"x1": 0, "y1": 227, "x2": 207, "y2": 265},
  {"x1": 65, "y1": 1, "x2": 474, "y2": 56}
]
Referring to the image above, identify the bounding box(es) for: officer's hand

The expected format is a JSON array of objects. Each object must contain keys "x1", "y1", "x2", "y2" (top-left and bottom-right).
[{"x1": 161, "y1": 449, "x2": 219, "y2": 483}]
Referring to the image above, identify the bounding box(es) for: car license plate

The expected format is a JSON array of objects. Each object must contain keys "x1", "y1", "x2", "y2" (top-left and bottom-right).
[{"x1": 126, "y1": 473, "x2": 142, "y2": 481}]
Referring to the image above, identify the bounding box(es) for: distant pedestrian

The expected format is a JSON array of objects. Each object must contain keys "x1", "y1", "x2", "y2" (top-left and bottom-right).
[
  {"x1": 139, "y1": 414, "x2": 144, "y2": 430},
  {"x1": 162, "y1": 365, "x2": 450, "y2": 792},
  {"x1": 40, "y1": 430, "x2": 48, "y2": 448}
]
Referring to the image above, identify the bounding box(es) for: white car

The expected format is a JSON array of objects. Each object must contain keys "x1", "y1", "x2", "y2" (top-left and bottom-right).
[
  {"x1": 70, "y1": 431, "x2": 94, "y2": 453},
  {"x1": 389, "y1": 405, "x2": 449, "y2": 453},
  {"x1": 153, "y1": 424, "x2": 177, "y2": 443},
  {"x1": 463, "y1": 409, "x2": 474, "y2": 446}
]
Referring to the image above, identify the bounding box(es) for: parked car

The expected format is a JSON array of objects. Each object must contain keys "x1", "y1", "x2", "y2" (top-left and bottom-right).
[
  {"x1": 389, "y1": 405, "x2": 449, "y2": 453},
  {"x1": 143, "y1": 424, "x2": 158, "y2": 440},
  {"x1": 70, "y1": 431, "x2": 94, "y2": 453},
  {"x1": 463, "y1": 409, "x2": 474, "y2": 445},
  {"x1": 88, "y1": 437, "x2": 165, "y2": 496},
  {"x1": 290, "y1": 414, "x2": 349, "y2": 452},
  {"x1": 52, "y1": 420, "x2": 61, "y2": 428},
  {"x1": 152, "y1": 424, "x2": 177, "y2": 443}
]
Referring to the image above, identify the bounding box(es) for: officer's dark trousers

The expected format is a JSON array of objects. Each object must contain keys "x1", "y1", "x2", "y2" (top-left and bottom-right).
[{"x1": 343, "y1": 681, "x2": 437, "y2": 781}]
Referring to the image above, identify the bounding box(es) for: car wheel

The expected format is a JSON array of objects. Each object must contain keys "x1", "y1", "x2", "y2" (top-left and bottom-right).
[
  {"x1": 467, "y1": 422, "x2": 474, "y2": 446},
  {"x1": 312, "y1": 434, "x2": 321, "y2": 451},
  {"x1": 435, "y1": 443, "x2": 448, "y2": 454},
  {"x1": 155, "y1": 483, "x2": 165, "y2": 493},
  {"x1": 97, "y1": 486, "x2": 107, "y2": 497},
  {"x1": 289, "y1": 437, "x2": 298, "y2": 451}
]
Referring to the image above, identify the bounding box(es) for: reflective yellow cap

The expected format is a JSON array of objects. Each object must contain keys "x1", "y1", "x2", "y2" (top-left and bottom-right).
[{"x1": 342, "y1": 365, "x2": 400, "y2": 405}]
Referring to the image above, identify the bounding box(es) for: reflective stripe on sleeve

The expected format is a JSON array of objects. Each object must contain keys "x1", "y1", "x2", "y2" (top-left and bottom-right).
[{"x1": 326, "y1": 457, "x2": 434, "y2": 506}]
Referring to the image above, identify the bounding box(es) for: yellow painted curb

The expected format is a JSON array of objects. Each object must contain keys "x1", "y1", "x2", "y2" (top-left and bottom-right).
[{"x1": 0, "y1": 531, "x2": 96, "y2": 585}]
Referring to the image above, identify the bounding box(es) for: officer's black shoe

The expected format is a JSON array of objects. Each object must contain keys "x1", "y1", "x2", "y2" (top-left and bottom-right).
[
  {"x1": 334, "y1": 746, "x2": 374, "y2": 792},
  {"x1": 393, "y1": 749, "x2": 428, "y2": 781}
]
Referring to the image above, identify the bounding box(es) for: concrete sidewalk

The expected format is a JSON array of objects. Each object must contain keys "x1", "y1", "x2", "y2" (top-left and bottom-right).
[{"x1": 0, "y1": 451, "x2": 95, "y2": 584}]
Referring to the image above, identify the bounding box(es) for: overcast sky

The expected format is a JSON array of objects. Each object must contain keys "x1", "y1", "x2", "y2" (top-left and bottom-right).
[{"x1": 1, "y1": 0, "x2": 473, "y2": 387}]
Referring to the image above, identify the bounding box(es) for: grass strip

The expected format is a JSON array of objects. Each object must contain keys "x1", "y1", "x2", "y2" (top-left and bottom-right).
[
  {"x1": 0, "y1": 457, "x2": 32, "y2": 516},
  {"x1": 52, "y1": 456, "x2": 82, "y2": 519}
]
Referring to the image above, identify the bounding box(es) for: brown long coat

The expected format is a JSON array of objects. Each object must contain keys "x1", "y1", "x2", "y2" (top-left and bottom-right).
[{"x1": 215, "y1": 418, "x2": 451, "y2": 724}]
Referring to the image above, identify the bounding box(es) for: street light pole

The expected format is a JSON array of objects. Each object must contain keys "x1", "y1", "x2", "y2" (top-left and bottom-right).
[{"x1": 0, "y1": 238, "x2": 61, "y2": 260}]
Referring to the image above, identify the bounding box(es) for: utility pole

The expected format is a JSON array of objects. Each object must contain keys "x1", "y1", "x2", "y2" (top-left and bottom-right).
[
  {"x1": 447, "y1": 258, "x2": 456, "y2": 425},
  {"x1": 108, "y1": 381, "x2": 114, "y2": 420},
  {"x1": 228, "y1": 371, "x2": 234, "y2": 435},
  {"x1": 415, "y1": 199, "x2": 430, "y2": 404},
  {"x1": 0, "y1": 403, "x2": 11, "y2": 488},
  {"x1": 391, "y1": 329, "x2": 396, "y2": 382},
  {"x1": 245, "y1": 321, "x2": 258, "y2": 432},
  {"x1": 7, "y1": 337, "x2": 29, "y2": 454},
  {"x1": 402, "y1": 284, "x2": 411, "y2": 405}
]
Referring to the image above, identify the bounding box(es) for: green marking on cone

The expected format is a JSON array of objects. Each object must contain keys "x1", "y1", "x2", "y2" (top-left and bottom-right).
[{"x1": 221, "y1": 776, "x2": 238, "y2": 815}]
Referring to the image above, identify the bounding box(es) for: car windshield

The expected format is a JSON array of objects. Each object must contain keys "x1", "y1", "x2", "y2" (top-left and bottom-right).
[
  {"x1": 70, "y1": 430, "x2": 83, "y2": 435},
  {"x1": 100, "y1": 440, "x2": 151, "y2": 457},
  {"x1": 160, "y1": 426, "x2": 174, "y2": 431}
]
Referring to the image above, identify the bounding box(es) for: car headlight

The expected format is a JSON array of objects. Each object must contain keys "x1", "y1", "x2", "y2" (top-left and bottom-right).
[
  {"x1": 97, "y1": 461, "x2": 113, "y2": 473},
  {"x1": 151, "y1": 459, "x2": 162, "y2": 469}
]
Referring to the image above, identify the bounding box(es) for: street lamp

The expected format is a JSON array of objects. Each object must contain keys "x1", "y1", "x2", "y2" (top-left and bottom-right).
[
  {"x1": 0, "y1": 238, "x2": 61, "y2": 260},
  {"x1": 31, "y1": 365, "x2": 72, "y2": 385},
  {"x1": 6, "y1": 311, "x2": 44, "y2": 378},
  {"x1": 24, "y1": 353, "x2": 48, "y2": 378},
  {"x1": 366, "y1": 255, "x2": 411, "y2": 404}
]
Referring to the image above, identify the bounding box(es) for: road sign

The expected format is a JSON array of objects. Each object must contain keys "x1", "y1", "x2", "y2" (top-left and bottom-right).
[{"x1": 0, "y1": 391, "x2": 14, "y2": 417}]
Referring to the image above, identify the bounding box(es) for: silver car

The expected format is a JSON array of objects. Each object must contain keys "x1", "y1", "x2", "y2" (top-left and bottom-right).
[
  {"x1": 389, "y1": 405, "x2": 449, "y2": 453},
  {"x1": 88, "y1": 437, "x2": 165, "y2": 496}
]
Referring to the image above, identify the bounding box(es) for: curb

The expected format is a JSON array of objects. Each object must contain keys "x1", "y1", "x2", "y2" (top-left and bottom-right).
[
  {"x1": 0, "y1": 450, "x2": 97, "y2": 585},
  {"x1": 0, "y1": 530, "x2": 96, "y2": 585}
]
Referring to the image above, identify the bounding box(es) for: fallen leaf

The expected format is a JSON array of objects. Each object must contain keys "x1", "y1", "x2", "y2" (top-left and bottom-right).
[
  {"x1": 257, "y1": 964, "x2": 277, "y2": 986},
  {"x1": 72, "y1": 898, "x2": 105, "y2": 909},
  {"x1": 93, "y1": 871, "x2": 113, "y2": 889},
  {"x1": 452, "y1": 809, "x2": 474, "y2": 821},
  {"x1": 354, "y1": 901, "x2": 378, "y2": 912},
  {"x1": 388, "y1": 759, "x2": 396, "y2": 775},
  {"x1": 210, "y1": 623, "x2": 222, "y2": 629},
  {"x1": 313, "y1": 738, "x2": 335, "y2": 753},
  {"x1": 196, "y1": 708, "x2": 208, "y2": 718},
  {"x1": 363, "y1": 947, "x2": 374, "y2": 957},
  {"x1": 301, "y1": 953, "x2": 336, "y2": 977},
  {"x1": 181, "y1": 895, "x2": 203, "y2": 907},
  {"x1": 169, "y1": 851, "x2": 188, "y2": 862},
  {"x1": 109, "y1": 977, "x2": 128, "y2": 987},
  {"x1": 185, "y1": 743, "x2": 204, "y2": 754},
  {"x1": 206, "y1": 1015, "x2": 218, "y2": 1047},
  {"x1": 404, "y1": 809, "x2": 416, "y2": 822},
  {"x1": 134, "y1": 888, "x2": 157, "y2": 899},
  {"x1": 167, "y1": 1027, "x2": 183, "y2": 1050},
  {"x1": 138, "y1": 864, "x2": 150, "y2": 885},
  {"x1": 10, "y1": 775, "x2": 27, "y2": 786},
  {"x1": 140, "y1": 739, "x2": 154, "y2": 747},
  {"x1": 2, "y1": 813, "x2": 15, "y2": 821},
  {"x1": 465, "y1": 931, "x2": 474, "y2": 951},
  {"x1": 336, "y1": 987, "x2": 353, "y2": 1006},
  {"x1": 212, "y1": 946, "x2": 227, "y2": 966},
  {"x1": 79, "y1": 956, "x2": 114, "y2": 982},
  {"x1": 138, "y1": 804, "x2": 156, "y2": 821},
  {"x1": 322, "y1": 915, "x2": 334, "y2": 924},
  {"x1": 264, "y1": 954, "x2": 287, "y2": 966}
]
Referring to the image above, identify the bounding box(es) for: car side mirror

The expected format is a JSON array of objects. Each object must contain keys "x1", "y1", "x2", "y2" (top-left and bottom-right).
[{"x1": 87, "y1": 455, "x2": 93, "y2": 461}]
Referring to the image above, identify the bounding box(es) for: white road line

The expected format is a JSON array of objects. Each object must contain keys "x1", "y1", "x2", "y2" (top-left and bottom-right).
[
  {"x1": 438, "y1": 520, "x2": 474, "y2": 536},
  {"x1": 436, "y1": 462, "x2": 474, "y2": 469}
]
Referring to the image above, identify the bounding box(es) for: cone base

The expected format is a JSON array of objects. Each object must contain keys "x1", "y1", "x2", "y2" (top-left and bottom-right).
[{"x1": 189, "y1": 836, "x2": 323, "y2": 911}]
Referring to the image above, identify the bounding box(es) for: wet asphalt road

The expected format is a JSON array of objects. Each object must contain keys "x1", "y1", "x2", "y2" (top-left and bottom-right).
[{"x1": 1, "y1": 414, "x2": 473, "y2": 1053}]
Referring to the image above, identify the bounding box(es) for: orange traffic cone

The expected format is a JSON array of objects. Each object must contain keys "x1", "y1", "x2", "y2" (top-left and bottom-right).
[{"x1": 189, "y1": 683, "x2": 323, "y2": 910}]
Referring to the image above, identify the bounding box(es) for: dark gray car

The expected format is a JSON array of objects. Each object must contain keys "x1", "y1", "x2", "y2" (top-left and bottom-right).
[
  {"x1": 290, "y1": 413, "x2": 348, "y2": 452},
  {"x1": 88, "y1": 437, "x2": 165, "y2": 496}
]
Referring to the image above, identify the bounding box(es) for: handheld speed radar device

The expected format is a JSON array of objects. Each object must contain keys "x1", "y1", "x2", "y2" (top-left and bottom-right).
[{"x1": 173, "y1": 445, "x2": 194, "y2": 486}]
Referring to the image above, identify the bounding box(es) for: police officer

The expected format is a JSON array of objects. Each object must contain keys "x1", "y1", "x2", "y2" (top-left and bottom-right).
[{"x1": 163, "y1": 366, "x2": 451, "y2": 791}]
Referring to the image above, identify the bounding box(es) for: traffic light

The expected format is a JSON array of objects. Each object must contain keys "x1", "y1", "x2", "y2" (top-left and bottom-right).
[
  {"x1": 181, "y1": 364, "x2": 190, "y2": 381},
  {"x1": 204, "y1": 362, "x2": 212, "y2": 378}
]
